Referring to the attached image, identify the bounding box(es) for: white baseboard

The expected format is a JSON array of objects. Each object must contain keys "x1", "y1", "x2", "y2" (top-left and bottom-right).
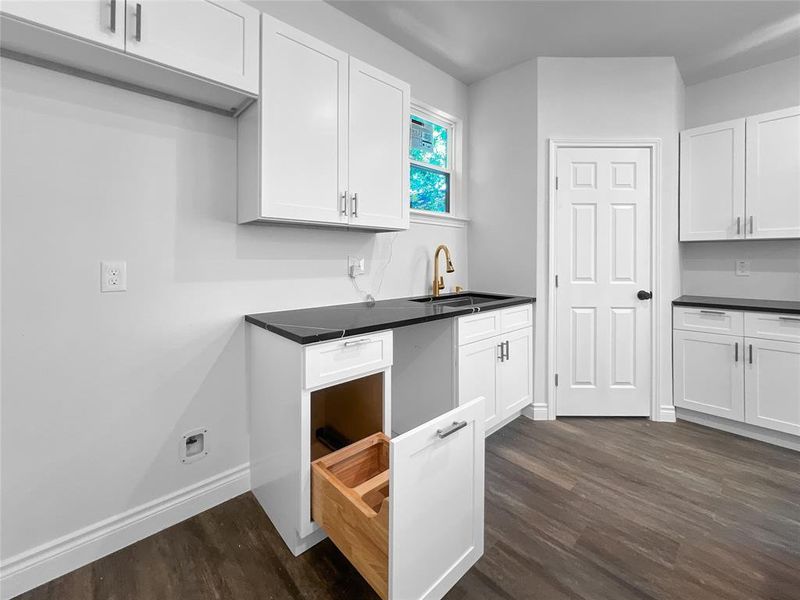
[
  {"x1": 522, "y1": 403, "x2": 550, "y2": 421},
  {"x1": 657, "y1": 405, "x2": 676, "y2": 423},
  {"x1": 0, "y1": 463, "x2": 250, "y2": 600},
  {"x1": 677, "y1": 409, "x2": 800, "y2": 452}
]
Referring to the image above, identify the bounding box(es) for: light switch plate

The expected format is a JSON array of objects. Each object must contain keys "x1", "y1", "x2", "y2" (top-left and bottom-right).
[
  {"x1": 101, "y1": 261, "x2": 127, "y2": 292},
  {"x1": 735, "y1": 260, "x2": 751, "y2": 277}
]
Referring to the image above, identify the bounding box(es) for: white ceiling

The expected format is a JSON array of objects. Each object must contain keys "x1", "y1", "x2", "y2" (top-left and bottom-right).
[{"x1": 327, "y1": 1, "x2": 800, "y2": 85}]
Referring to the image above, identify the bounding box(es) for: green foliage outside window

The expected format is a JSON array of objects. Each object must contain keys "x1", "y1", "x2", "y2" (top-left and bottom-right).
[{"x1": 410, "y1": 114, "x2": 450, "y2": 213}]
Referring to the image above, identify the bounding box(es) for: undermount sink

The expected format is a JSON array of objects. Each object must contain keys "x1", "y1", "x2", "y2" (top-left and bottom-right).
[{"x1": 411, "y1": 293, "x2": 513, "y2": 308}]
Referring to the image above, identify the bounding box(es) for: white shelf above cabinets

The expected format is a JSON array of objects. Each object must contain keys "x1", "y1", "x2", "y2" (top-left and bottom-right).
[
  {"x1": 679, "y1": 105, "x2": 800, "y2": 241},
  {"x1": 0, "y1": 0, "x2": 260, "y2": 116},
  {"x1": 237, "y1": 14, "x2": 410, "y2": 232}
]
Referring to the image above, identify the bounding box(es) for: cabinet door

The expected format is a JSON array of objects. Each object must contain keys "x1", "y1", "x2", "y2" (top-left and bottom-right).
[
  {"x1": 390, "y1": 397, "x2": 484, "y2": 600},
  {"x1": 744, "y1": 338, "x2": 800, "y2": 435},
  {"x1": 258, "y1": 15, "x2": 349, "y2": 225},
  {"x1": 679, "y1": 119, "x2": 745, "y2": 241},
  {"x1": 673, "y1": 330, "x2": 744, "y2": 421},
  {"x1": 745, "y1": 106, "x2": 800, "y2": 239},
  {"x1": 125, "y1": 0, "x2": 259, "y2": 93},
  {"x1": 348, "y1": 57, "x2": 410, "y2": 231},
  {"x1": 458, "y1": 336, "x2": 500, "y2": 430},
  {"x1": 1, "y1": 0, "x2": 124, "y2": 49},
  {"x1": 498, "y1": 327, "x2": 533, "y2": 417}
]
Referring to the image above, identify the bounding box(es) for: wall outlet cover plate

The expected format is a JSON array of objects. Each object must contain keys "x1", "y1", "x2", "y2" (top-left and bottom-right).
[
  {"x1": 101, "y1": 260, "x2": 127, "y2": 292},
  {"x1": 735, "y1": 260, "x2": 751, "y2": 277}
]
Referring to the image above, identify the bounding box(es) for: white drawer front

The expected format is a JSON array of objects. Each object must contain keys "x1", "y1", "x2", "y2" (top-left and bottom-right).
[
  {"x1": 304, "y1": 330, "x2": 393, "y2": 389},
  {"x1": 744, "y1": 312, "x2": 800, "y2": 343},
  {"x1": 673, "y1": 306, "x2": 744, "y2": 336},
  {"x1": 458, "y1": 310, "x2": 501, "y2": 345},
  {"x1": 500, "y1": 304, "x2": 533, "y2": 333}
]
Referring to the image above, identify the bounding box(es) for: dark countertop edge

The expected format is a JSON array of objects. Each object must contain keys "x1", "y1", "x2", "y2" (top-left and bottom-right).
[
  {"x1": 672, "y1": 295, "x2": 800, "y2": 315},
  {"x1": 245, "y1": 295, "x2": 535, "y2": 344}
]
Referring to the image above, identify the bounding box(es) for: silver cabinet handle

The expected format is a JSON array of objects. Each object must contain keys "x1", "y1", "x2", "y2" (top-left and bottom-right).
[
  {"x1": 351, "y1": 192, "x2": 358, "y2": 217},
  {"x1": 734, "y1": 342, "x2": 739, "y2": 363},
  {"x1": 503, "y1": 340, "x2": 510, "y2": 361},
  {"x1": 699, "y1": 310, "x2": 725, "y2": 315},
  {"x1": 779, "y1": 316, "x2": 800, "y2": 322},
  {"x1": 110, "y1": 0, "x2": 116, "y2": 32},
  {"x1": 134, "y1": 3, "x2": 142, "y2": 41},
  {"x1": 497, "y1": 343, "x2": 504, "y2": 362},
  {"x1": 340, "y1": 191, "x2": 348, "y2": 215},
  {"x1": 736, "y1": 216, "x2": 741, "y2": 235},
  {"x1": 749, "y1": 344, "x2": 753, "y2": 364},
  {"x1": 437, "y1": 420, "x2": 467, "y2": 439},
  {"x1": 343, "y1": 337, "x2": 371, "y2": 347},
  {"x1": 749, "y1": 215, "x2": 754, "y2": 234}
]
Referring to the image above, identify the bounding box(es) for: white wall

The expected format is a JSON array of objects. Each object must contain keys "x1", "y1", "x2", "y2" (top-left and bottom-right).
[
  {"x1": 685, "y1": 55, "x2": 800, "y2": 128},
  {"x1": 535, "y1": 57, "x2": 684, "y2": 420},
  {"x1": 682, "y1": 56, "x2": 800, "y2": 301},
  {"x1": 0, "y1": 0, "x2": 469, "y2": 585},
  {"x1": 467, "y1": 58, "x2": 537, "y2": 296}
]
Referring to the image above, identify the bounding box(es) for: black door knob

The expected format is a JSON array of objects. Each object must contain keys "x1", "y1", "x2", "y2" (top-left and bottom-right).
[{"x1": 637, "y1": 290, "x2": 652, "y2": 300}]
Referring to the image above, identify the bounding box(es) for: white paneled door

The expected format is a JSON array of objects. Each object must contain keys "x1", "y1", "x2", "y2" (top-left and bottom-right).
[{"x1": 555, "y1": 146, "x2": 652, "y2": 416}]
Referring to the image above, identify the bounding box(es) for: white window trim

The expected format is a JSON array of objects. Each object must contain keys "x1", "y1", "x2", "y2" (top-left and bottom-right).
[{"x1": 409, "y1": 99, "x2": 467, "y2": 227}]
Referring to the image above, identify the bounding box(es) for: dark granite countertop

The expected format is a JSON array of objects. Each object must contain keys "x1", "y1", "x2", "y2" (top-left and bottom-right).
[
  {"x1": 246, "y1": 292, "x2": 535, "y2": 344},
  {"x1": 673, "y1": 295, "x2": 800, "y2": 315}
]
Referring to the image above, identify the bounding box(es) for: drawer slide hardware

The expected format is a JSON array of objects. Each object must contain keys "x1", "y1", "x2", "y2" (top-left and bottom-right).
[{"x1": 437, "y1": 420, "x2": 467, "y2": 439}]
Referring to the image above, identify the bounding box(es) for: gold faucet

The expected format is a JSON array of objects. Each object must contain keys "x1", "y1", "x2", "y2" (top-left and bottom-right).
[{"x1": 432, "y1": 244, "x2": 455, "y2": 297}]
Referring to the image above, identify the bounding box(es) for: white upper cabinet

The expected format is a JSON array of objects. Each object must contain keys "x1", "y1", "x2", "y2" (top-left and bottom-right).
[
  {"x1": 348, "y1": 58, "x2": 410, "y2": 230},
  {"x1": 238, "y1": 15, "x2": 410, "y2": 231},
  {"x1": 679, "y1": 106, "x2": 800, "y2": 241},
  {"x1": 0, "y1": 0, "x2": 125, "y2": 50},
  {"x1": 0, "y1": 0, "x2": 259, "y2": 113},
  {"x1": 745, "y1": 106, "x2": 800, "y2": 239},
  {"x1": 255, "y1": 15, "x2": 348, "y2": 225},
  {"x1": 125, "y1": 0, "x2": 259, "y2": 94},
  {"x1": 679, "y1": 119, "x2": 745, "y2": 241}
]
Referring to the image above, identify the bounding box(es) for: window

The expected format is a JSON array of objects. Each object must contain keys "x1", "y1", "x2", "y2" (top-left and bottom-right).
[{"x1": 409, "y1": 107, "x2": 455, "y2": 214}]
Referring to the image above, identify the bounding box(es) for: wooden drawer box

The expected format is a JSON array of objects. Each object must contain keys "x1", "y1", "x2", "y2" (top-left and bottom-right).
[
  {"x1": 311, "y1": 398, "x2": 486, "y2": 600},
  {"x1": 673, "y1": 306, "x2": 744, "y2": 336},
  {"x1": 745, "y1": 312, "x2": 800, "y2": 343},
  {"x1": 304, "y1": 331, "x2": 393, "y2": 389},
  {"x1": 312, "y1": 433, "x2": 391, "y2": 598}
]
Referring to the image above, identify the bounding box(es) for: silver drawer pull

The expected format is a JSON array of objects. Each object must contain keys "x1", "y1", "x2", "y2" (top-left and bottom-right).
[
  {"x1": 343, "y1": 337, "x2": 371, "y2": 347},
  {"x1": 778, "y1": 316, "x2": 800, "y2": 322},
  {"x1": 699, "y1": 310, "x2": 725, "y2": 315},
  {"x1": 437, "y1": 420, "x2": 467, "y2": 439}
]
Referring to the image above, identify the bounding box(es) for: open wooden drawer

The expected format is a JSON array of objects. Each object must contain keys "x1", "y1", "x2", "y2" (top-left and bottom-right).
[{"x1": 311, "y1": 397, "x2": 485, "y2": 600}]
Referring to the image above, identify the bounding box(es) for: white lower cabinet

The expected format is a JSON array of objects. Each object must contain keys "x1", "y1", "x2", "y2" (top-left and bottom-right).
[
  {"x1": 458, "y1": 306, "x2": 534, "y2": 432},
  {"x1": 673, "y1": 329, "x2": 744, "y2": 421},
  {"x1": 458, "y1": 336, "x2": 501, "y2": 429},
  {"x1": 249, "y1": 326, "x2": 485, "y2": 600},
  {"x1": 673, "y1": 307, "x2": 800, "y2": 438},
  {"x1": 744, "y1": 338, "x2": 800, "y2": 435}
]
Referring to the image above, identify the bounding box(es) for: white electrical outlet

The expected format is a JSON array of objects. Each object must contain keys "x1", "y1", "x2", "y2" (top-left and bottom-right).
[
  {"x1": 348, "y1": 256, "x2": 365, "y2": 278},
  {"x1": 101, "y1": 261, "x2": 127, "y2": 292},
  {"x1": 735, "y1": 260, "x2": 751, "y2": 277}
]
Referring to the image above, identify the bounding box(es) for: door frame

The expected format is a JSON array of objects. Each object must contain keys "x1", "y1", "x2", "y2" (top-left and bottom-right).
[{"x1": 547, "y1": 139, "x2": 663, "y2": 420}]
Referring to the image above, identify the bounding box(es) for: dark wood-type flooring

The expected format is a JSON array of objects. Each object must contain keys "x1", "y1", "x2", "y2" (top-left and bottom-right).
[{"x1": 17, "y1": 418, "x2": 800, "y2": 600}]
